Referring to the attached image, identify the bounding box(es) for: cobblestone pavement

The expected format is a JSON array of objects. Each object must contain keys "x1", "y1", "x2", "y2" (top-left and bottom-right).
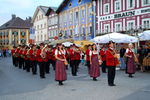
[{"x1": 0, "y1": 57, "x2": 150, "y2": 100}]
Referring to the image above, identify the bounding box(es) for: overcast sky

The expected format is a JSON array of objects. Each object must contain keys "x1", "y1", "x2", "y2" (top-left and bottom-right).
[{"x1": 0, "y1": 0, "x2": 63, "y2": 25}]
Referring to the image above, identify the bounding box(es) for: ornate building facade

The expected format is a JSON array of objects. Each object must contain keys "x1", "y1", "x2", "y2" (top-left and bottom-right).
[
  {"x1": 56, "y1": 0, "x2": 97, "y2": 40},
  {"x1": 96, "y1": 0, "x2": 150, "y2": 35}
]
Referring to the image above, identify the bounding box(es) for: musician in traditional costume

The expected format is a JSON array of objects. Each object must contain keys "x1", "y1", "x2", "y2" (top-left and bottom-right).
[
  {"x1": 106, "y1": 41, "x2": 119, "y2": 86},
  {"x1": 55, "y1": 43, "x2": 67, "y2": 85},
  {"x1": 18, "y1": 46, "x2": 23, "y2": 69},
  {"x1": 99, "y1": 45, "x2": 107, "y2": 73},
  {"x1": 125, "y1": 43, "x2": 136, "y2": 78},
  {"x1": 89, "y1": 44, "x2": 101, "y2": 81},
  {"x1": 29, "y1": 45, "x2": 37, "y2": 75},
  {"x1": 85, "y1": 45, "x2": 91, "y2": 74},
  {"x1": 51, "y1": 47, "x2": 56, "y2": 70},
  {"x1": 37, "y1": 43, "x2": 46, "y2": 78},
  {"x1": 69, "y1": 44, "x2": 77, "y2": 76},
  {"x1": 46, "y1": 45, "x2": 53, "y2": 74},
  {"x1": 11, "y1": 46, "x2": 16, "y2": 66},
  {"x1": 15, "y1": 46, "x2": 21, "y2": 67}
]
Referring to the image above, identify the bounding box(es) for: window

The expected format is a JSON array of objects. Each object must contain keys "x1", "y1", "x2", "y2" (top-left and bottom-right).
[
  {"x1": 41, "y1": 35, "x2": 43, "y2": 41},
  {"x1": 41, "y1": 24, "x2": 43, "y2": 29},
  {"x1": 127, "y1": 20, "x2": 135, "y2": 30},
  {"x1": 82, "y1": 27, "x2": 85, "y2": 34},
  {"x1": 115, "y1": 22, "x2": 122, "y2": 32},
  {"x1": 142, "y1": 0, "x2": 150, "y2": 6},
  {"x1": 104, "y1": 4, "x2": 109, "y2": 14},
  {"x1": 115, "y1": 0, "x2": 121, "y2": 12},
  {"x1": 70, "y1": 30, "x2": 73, "y2": 36},
  {"x1": 82, "y1": 9, "x2": 85, "y2": 18},
  {"x1": 44, "y1": 23, "x2": 46, "y2": 28},
  {"x1": 69, "y1": 3, "x2": 72, "y2": 7},
  {"x1": 69, "y1": 13, "x2": 73, "y2": 21},
  {"x1": 88, "y1": 26, "x2": 92, "y2": 34},
  {"x1": 75, "y1": 12, "x2": 79, "y2": 20},
  {"x1": 45, "y1": 34, "x2": 47, "y2": 40},
  {"x1": 37, "y1": 25, "x2": 39, "y2": 29},
  {"x1": 104, "y1": 24, "x2": 110, "y2": 33},
  {"x1": 49, "y1": 19, "x2": 51, "y2": 25},
  {"x1": 142, "y1": 19, "x2": 150, "y2": 29},
  {"x1": 89, "y1": 7, "x2": 92, "y2": 16},
  {"x1": 127, "y1": 0, "x2": 135, "y2": 9},
  {"x1": 78, "y1": 0, "x2": 82, "y2": 4}
]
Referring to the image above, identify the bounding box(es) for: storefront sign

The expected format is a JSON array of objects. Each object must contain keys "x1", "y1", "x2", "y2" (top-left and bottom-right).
[{"x1": 99, "y1": 7, "x2": 150, "y2": 21}]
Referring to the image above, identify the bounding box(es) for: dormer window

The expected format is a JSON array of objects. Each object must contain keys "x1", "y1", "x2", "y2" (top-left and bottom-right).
[
  {"x1": 78, "y1": 0, "x2": 82, "y2": 4},
  {"x1": 69, "y1": 3, "x2": 72, "y2": 7}
]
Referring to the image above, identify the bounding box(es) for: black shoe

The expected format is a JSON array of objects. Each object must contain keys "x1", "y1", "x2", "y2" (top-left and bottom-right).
[
  {"x1": 33, "y1": 73, "x2": 37, "y2": 75},
  {"x1": 109, "y1": 84, "x2": 116, "y2": 86},
  {"x1": 129, "y1": 75, "x2": 134, "y2": 78},
  {"x1": 59, "y1": 82, "x2": 63, "y2": 85},
  {"x1": 40, "y1": 76, "x2": 45, "y2": 79},
  {"x1": 93, "y1": 78, "x2": 97, "y2": 81}
]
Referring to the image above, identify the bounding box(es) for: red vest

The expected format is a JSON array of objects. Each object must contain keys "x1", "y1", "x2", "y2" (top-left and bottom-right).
[
  {"x1": 86, "y1": 49, "x2": 90, "y2": 61},
  {"x1": 99, "y1": 50, "x2": 106, "y2": 61},
  {"x1": 106, "y1": 48, "x2": 118, "y2": 67}
]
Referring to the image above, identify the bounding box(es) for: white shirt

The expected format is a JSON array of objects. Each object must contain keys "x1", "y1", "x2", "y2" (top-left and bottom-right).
[
  {"x1": 55, "y1": 49, "x2": 66, "y2": 56},
  {"x1": 89, "y1": 50, "x2": 99, "y2": 56}
]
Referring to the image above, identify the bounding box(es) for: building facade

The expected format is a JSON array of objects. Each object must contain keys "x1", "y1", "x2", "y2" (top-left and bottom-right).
[
  {"x1": 0, "y1": 15, "x2": 32, "y2": 49},
  {"x1": 46, "y1": 7, "x2": 59, "y2": 41},
  {"x1": 56, "y1": 0, "x2": 97, "y2": 40},
  {"x1": 32, "y1": 6, "x2": 49, "y2": 43},
  {"x1": 97, "y1": 0, "x2": 150, "y2": 35}
]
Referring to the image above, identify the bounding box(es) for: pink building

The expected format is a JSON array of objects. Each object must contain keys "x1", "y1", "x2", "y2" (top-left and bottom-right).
[{"x1": 96, "y1": 0, "x2": 150, "y2": 35}]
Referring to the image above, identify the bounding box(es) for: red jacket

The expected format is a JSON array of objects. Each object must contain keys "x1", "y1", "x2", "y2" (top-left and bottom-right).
[
  {"x1": 106, "y1": 48, "x2": 118, "y2": 67},
  {"x1": 74, "y1": 51, "x2": 81, "y2": 60},
  {"x1": 47, "y1": 51, "x2": 52, "y2": 60},
  {"x1": 29, "y1": 49, "x2": 35, "y2": 61},
  {"x1": 85, "y1": 49, "x2": 90, "y2": 61},
  {"x1": 36, "y1": 49, "x2": 42, "y2": 62},
  {"x1": 15, "y1": 48, "x2": 20, "y2": 57},
  {"x1": 23, "y1": 50, "x2": 28, "y2": 60},
  {"x1": 99, "y1": 50, "x2": 106, "y2": 61},
  {"x1": 69, "y1": 49, "x2": 76, "y2": 61},
  {"x1": 18, "y1": 49, "x2": 23, "y2": 57},
  {"x1": 51, "y1": 49, "x2": 56, "y2": 61},
  {"x1": 11, "y1": 49, "x2": 15, "y2": 55}
]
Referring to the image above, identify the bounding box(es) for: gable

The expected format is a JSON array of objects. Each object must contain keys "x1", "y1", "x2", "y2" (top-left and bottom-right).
[{"x1": 57, "y1": 0, "x2": 93, "y2": 13}]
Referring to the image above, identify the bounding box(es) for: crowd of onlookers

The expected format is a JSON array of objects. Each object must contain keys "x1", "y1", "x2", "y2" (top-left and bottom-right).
[{"x1": 0, "y1": 48, "x2": 11, "y2": 57}]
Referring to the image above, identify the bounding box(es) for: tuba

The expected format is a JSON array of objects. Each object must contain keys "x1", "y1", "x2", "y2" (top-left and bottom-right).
[{"x1": 40, "y1": 46, "x2": 47, "y2": 59}]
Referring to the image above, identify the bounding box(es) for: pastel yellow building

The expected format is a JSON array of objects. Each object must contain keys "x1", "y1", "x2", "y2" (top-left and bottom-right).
[{"x1": 0, "y1": 15, "x2": 32, "y2": 49}]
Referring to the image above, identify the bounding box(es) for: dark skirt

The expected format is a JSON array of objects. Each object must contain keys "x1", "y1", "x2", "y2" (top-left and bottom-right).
[
  {"x1": 55, "y1": 60, "x2": 67, "y2": 81},
  {"x1": 90, "y1": 55, "x2": 100, "y2": 78},
  {"x1": 126, "y1": 57, "x2": 136, "y2": 74}
]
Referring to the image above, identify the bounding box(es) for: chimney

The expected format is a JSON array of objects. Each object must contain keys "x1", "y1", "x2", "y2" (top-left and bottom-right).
[{"x1": 12, "y1": 14, "x2": 16, "y2": 19}]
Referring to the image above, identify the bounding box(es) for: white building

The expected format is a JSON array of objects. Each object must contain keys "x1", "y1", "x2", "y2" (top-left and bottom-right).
[
  {"x1": 32, "y1": 6, "x2": 49, "y2": 43},
  {"x1": 46, "y1": 7, "x2": 59, "y2": 41}
]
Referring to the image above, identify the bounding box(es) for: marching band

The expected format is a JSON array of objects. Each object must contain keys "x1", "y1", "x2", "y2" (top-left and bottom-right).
[{"x1": 11, "y1": 41, "x2": 136, "y2": 86}]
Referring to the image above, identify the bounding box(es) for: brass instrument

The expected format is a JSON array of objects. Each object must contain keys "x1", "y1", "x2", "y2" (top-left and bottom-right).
[
  {"x1": 40, "y1": 45, "x2": 47, "y2": 59},
  {"x1": 27, "y1": 48, "x2": 31, "y2": 58}
]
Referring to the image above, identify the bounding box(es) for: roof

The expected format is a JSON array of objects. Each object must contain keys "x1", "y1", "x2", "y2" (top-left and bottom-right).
[
  {"x1": 56, "y1": 0, "x2": 96, "y2": 13},
  {"x1": 31, "y1": 6, "x2": 49, "y2": 23},
  {"x1": 46, "y1": 7, "x2": 58, "y2": 16},
  {"x1": 0, "y1": 17, "x2": 32, "y2": 30},
  {"x1": 56, "y1": 0, "x2": 70, "y2": 13},
  {"x1": 39, "y1": 6, "x2": 49, "y2": 14}
]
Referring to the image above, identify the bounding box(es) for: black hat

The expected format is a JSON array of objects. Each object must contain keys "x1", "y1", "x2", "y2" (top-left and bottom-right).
[
  {"x1": 40, "y1": 43, "x2": 45, "y2": 46},
  {"x1": 108, "y1": 41, "x2": 115, "y2": 45}
]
